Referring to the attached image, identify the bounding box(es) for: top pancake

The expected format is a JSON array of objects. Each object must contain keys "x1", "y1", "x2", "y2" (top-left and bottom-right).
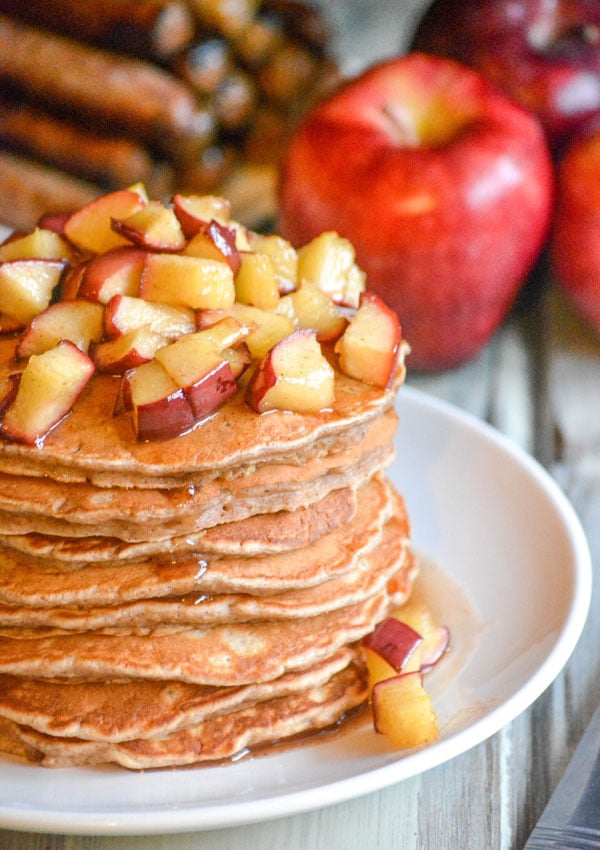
[{"x1": 0, "y1": 336, "x2": 404, "y2": 488}]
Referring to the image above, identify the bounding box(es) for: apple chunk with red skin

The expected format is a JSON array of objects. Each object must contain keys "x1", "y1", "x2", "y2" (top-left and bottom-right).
[
  {"x1": 111, "y1": 201, "x2": 187, "y2": 252},
  {"x1": 335, "y1": 291, "x2": 401, "y2": 388},
  {"x1": 91, "y1": 326, "x2": 167, "y2": 373},
  {"x1": 372, "y1": 671, "x2": 439, "y2": 749},
  {"x1": 104, "y1": 294, "x2": 196, "y2": 339},
  {"x1": 551, "y1": 127, "x2": 600, "y2": 333},
  {"x1": 76, "y1": 247, "x2": 147, "y2": 304},
  {"x1": 0, "y1": 340, "x2": 95, "y2": 445},
  {"x1": 172, "y1": 193, "x2": 231, "y2": 238},
  {"x1": 246, "y1": 329, "x2": 335, "y2": 414},
  {"x1": 0, "y1": 259, "x2": 67, "y2": 324},
  {"x1": 410, "y1": 0, "x2": 600, "y2": 152},
  {"x1": 279, "y1": 53, "x2": 553, "y2": 371},
  {"x1": 123, "y1": 359, "x2": 196, "y2": 441},
  {"x1": 63, "y1": 188, "x2": 147, "y2": 254},
  {"x1": 183, "y1": 219, "x2": 241, "y2": 274},
  {"x1": 391, "y1": 601, "x2": 450, "y2": 671},
  {"x1": 16, "y1": 300, "x2": 104, "y2": 358}
]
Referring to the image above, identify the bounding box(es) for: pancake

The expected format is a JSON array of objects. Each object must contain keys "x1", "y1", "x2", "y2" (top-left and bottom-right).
[
  {"x1": 0, "y1": 409, "x2": 396, "y2": 541},
  {"x1": 0, "y1": 663, "x2": 368, "y2": 769}
]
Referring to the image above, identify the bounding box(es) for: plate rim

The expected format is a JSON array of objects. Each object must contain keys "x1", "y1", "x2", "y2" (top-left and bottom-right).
[{"x1": 0, "y1": 385, "x2": 592, "y2": 836}]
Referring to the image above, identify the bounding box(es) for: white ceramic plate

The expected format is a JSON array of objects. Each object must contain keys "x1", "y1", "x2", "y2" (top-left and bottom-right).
[{"x1": 0, "y1": 387, "x2": 591, "y2": 836}]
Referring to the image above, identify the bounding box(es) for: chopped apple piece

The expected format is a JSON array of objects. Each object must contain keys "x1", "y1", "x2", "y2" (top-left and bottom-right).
[
  {"x1": 154, "y1": 321, "x2": 246, "y2": 417},
  {"x1": 16, "y1": 301, "x2": 104, "y2": 358},
  {"x1": 392, "y1": 602, "x2": 450, "y2": 671},
  {"x1": 60, "y1": 265, "x2": 86, "y2": 301},
  {"x1": 63, "y1": 189, "x2": 147, "y2": 254},
  {"x1": 0, "y1": 341, "x2": 94, "y2": 445},
  {"x1": 200, "y1": 302, "x2": 296, "y2": 359},
  {"x1": 0, "y1": 259, "x2": 66, "y2": 324},
  {"x1": 105, "y1": 295, "x2": 196, "y2": 339},
  {"x1": 172, "y1": 193, "x2": 231, "y2": 238},
  {"x1": 77, "y1": 247, "x2": 147, "y2": 305},
  {"x1": 124, "y1": 359, "x2": 195, "y2": 441},
  {"x1": 0, "y1": 228, "x2": 72, "y2": 262},
  {"x1": 92, "y1": 325, "x2": 167, "y2": 373},
  {"x1": 223, "y1": 342, "x2": 251, "y2": 380},
  {"x1": 183, "y1": 219, "x2": 241, "y2": 274},
  {"x1": 297, "y1": 231, "x2": 366, "y2": 308},
  {"x1": 111, "y1": 201, "x2": 186, "y2": 252},
  {"x1": 290, "y1": 280, "x2": 347, "y2": 341},
  {"x1": 37, "y1": 211, "x2": 73, "y2": 236},
  {"x1": 372, "y1": 672, "x2": 439, "y2": 749},
  {"x1": 235, "y1": 252, "x2": 280, "y2": 310},
  {"x1": 335, "y1": 291, "x2": 401, "y2": 388},
  {"x1": 246, "y1": 329, "x2": 335, "y2": 414},
  {"x1": 362, "y1": 617, "x2": 423, "y2": 682},
  {"x1": 248, "y1": 233, "x2": 298, "y2": 294},
  {"x1": 140, "y1": 254, "x2": 235, "y2": 310}
]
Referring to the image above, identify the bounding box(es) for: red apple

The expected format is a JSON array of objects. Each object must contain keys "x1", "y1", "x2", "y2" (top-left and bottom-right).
[
  {"x1": 552, "y1": 126, "x2": 600, "y2": 330},
  {"x1": 410, "y1": 0, "x2": 600, "y2": 152},
  {"x1": 279, "y1": 53, "x2": 554, "y2": 370}
]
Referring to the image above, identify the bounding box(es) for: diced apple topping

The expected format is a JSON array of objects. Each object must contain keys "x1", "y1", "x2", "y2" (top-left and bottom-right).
[
  {"x1": 0, "y1": 259, "x2": 66, "y2": 324},
  {"x1": 372, "y1": 672, "x2": 439, "y2": 749},
  {"x1": 0, "y1": 188, "x2": 406, "y2": 443},
  {"x1": 183, "y1": 220, "x2": 241, "y2": 274},
  {"x1": 0, "y1": 341, "x2": 95, "y2": 445},
  {"x1": 247, "y1": 233, "x2": 298, "y2": 295},
  {"x1": 16, "y1": 301, "x2": 104, "y2": 358},
  {"x1": 391, "y1": 602, "x2": 450, "y2": 671},
  {"x1": 362, "y1": 618, "x2": 423, "y2": 691},
  {"x1": 246, "y1": 329, "x2": 335, "y2": 414},
  {"x1": 0, "y1": 228, "x2": 72, "y2": 262},
  {"x1": 124, "y1": 359, "x2": 195, "y2": 442},
  {"x1": 297, "y1": 231, "x2": 366, "y2": 308},
  {"x1": 335, "y1": 291, "x2": 402, "y2": 388},
  {"x1": 63, "y1": 189, "x2": 147, "y2": 254},
  {"x1": 172, "y1": 193, "x2": 231, "y2": 238},
  {"x1": 140, "y1": 254, "x2": 235, "y2": 310},
  {"x1": 91, "y1": 326, "x2": 167, "y2": 373},
  {"x1": 105, "y1": 295, "x2": 196, "y2": 339},
  {"x1": 235, "y1": 252, "x2": 280, "y2": 310},
  {"x1": 77, "y1": 247, "x2": 147, "y2": 304},
  {"x1": 111, "y1": 201, "x2": 187, "y2": 252}
]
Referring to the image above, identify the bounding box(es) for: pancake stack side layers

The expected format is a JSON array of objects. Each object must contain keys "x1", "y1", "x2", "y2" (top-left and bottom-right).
[{"x1": 0, "y1": 187, "x2": 418, "y2": 768}]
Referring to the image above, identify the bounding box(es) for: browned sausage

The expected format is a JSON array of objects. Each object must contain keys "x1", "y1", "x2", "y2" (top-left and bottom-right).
[
  {"x1": 0, "y1": 0, "x2": 195, "y2": 60},
  {"x1": 0, "y1": 15, "x2": 212, "y2": 156}
]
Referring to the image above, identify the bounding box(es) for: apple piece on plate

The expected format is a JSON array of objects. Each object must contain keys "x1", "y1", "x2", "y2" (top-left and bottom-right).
[
  {"x1": 246, "y1": 328, "x2": 335, "y2": 414},
  {"x1": 91, "y1": 326, "x2": 167, "y2": 373},
  {"x1": 279, "y1": 53, "x2": 553, "y2": 370},
  {"x1": 235, "y1": 252, "x2": 280, "y2": 309},
  {"x1": 104, "y1": 294, "x2": 196, "y2": 339},
  {"x1": 63, "y1": 189, "x2": 147, "y2": 254},
  {"x1": 140, "y1": 253, "x2": 235, "y2": 310},
  {"x1": 0, "y1": 340, "x2": 95, "y2": 445},
  {"x1": 247, "y1": 233, "x2": 298, "y2": 294},
  {"x1": 392, "y1": 601, "x2": 450, "y2": 671},
  {"x1": 0, "y1": 259, "x2": 67, "y2": 324},
  {"x1": 111, "y1": 201, "x2": 187, "y2": 252},
  {"x1": 289, "y1": 280, "x2": 347, "y2": 341},
  {"x1": 296, "y1": 231, "x2": 366, "y2": 309},
  {"x1": 77, "y1": 247, "x2": 147, "y2": 304},
  {"x1": 183, "y1": 219, "x2": 241, "y2": 274},
  {"x1": 123, "y1": 359, "x2": 195, "y2": 441},
  {"x1": 372, "y1": 671, "x2": 439, "y2": 749},
  {"x1": 0, "y1": 228, "x2": 72, "y2": 262},
  {"x1": 16, "y1": 300, "x2": 104, "y2": 358},
  {"x1": 335, "y1": 291, "x2": 401, "y2": 388},
  {"x1": 362, "y1": 617, "x2": 423, "y2": 676},
  {"x1": 172, "y1": 193, "x2": 231, "y2": 238}
]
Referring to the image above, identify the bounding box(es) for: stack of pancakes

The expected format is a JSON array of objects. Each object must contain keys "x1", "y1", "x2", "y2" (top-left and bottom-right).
[{"x1": 0, "y1": 335, "x2": 414, "y2": 769}]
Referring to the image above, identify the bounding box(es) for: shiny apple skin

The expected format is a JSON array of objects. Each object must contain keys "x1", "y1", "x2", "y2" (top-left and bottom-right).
[
  {"x1": 278, "y1": 54, "x2": 554, "y2": 371},
  {"x1": 552, "y1": 128, "x2": 600, "y2": 331},
  {"x1": 411, "y1": 0, "x2": 600, "y2": 151}
]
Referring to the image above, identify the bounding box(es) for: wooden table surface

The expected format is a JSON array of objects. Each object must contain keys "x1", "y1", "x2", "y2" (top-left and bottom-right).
[{"x1": 2, "y1": 2, "x2": 600, "y2": 848}]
